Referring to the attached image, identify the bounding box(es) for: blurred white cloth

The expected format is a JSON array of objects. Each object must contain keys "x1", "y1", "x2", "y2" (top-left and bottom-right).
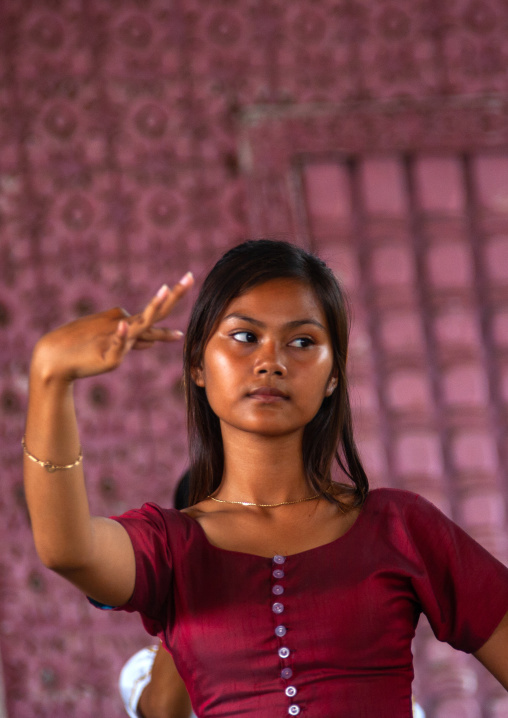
[
  {"x1": 413, "y1": 700, "x2": 426, "y2": 718},
  {"x1": 119, "y1": 645, "x2": 197, "y2": 718},
  {"x1": 119, "y1": 646, "x2": 158, "y2": 718}
]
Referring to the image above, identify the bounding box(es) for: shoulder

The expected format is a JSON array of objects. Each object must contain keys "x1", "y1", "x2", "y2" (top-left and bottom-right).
[
  {"x1": 366, "y1": 487, "x2": 446, "y2": 514},
  {"x1": 114, "y1": 502, "x2": 180, "y2": 525},
  {"x1": 362, "y1": 488, "x2": 454, "y2": 539},
  {"x1": 364, "y1": 487, "x2": 423, "y2": 515},
  {"x1": 364, "y1": 488, "x2": 496, "y2": 563},
  {"x1": 112, "y1": 503, "x2": 202, "y2": 545}
]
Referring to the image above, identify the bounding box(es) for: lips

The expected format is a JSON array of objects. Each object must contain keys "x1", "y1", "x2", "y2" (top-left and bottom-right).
[{"x1": 248, "y1": 387, "x2": 288, "y2": 399}]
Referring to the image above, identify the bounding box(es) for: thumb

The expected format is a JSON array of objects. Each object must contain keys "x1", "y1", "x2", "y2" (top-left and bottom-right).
[{"x1": 104, "y1": 319, "x2": 132, "y2": 365}]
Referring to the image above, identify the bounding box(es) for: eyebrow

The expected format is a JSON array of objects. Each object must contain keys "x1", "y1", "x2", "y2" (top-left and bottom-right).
[{"x1": 222, "y1": 313, "x2": 327, "y2": 331}]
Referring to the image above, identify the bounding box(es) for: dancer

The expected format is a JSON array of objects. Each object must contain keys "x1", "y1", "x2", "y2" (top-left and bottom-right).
[{"x1": 24, "y1": 240, "x2": 508, "y2": 717}]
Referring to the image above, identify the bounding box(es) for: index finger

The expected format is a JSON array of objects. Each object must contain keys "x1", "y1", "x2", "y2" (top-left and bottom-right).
[
  {"x1": 154, "y1": 271, "x2": 194, "y2": 321},
  {"x1": 133, "y1": 272, "x2": 194, "y2": 333}
]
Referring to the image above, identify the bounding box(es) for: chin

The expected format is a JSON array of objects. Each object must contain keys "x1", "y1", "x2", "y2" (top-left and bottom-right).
[{"x1": 242, "y1": 421, "x2": 304, "y2": 438}]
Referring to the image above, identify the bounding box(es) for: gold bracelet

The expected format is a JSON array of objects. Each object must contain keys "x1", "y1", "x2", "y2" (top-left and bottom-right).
[{"x1": 22, "y1": 435, "x2": 83, "y2": 473}]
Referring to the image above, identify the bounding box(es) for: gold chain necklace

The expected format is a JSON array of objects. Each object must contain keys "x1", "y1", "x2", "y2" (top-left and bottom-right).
[{"x1": 207, "y1": 493, "x2": 320, "y2": 508}]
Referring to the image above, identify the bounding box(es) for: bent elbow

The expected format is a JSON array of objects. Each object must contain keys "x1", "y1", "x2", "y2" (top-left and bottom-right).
[{"x1": 33, "y1": 538, "x2": 90, "y2": 575}]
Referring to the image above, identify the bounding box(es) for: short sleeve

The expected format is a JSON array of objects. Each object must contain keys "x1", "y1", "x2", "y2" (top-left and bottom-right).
[
  {"x1": 110, "y1": 502, "x2": 174, "y2": 637},
  {"x1": 404, "y1": 494, "x2": 508, "y2": 653}
]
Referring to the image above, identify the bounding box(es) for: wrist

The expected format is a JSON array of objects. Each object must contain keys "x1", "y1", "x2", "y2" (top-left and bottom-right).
[{"x1": 31, "y1": 337, "x2": 76, "y2": 387}]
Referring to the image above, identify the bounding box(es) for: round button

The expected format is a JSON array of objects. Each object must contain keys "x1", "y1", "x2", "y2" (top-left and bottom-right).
[
  {"x1": 285, "y1": 686, "x2": 297, "y2": 698},
  {"x1": 288, "y1": 706, "x2": 300, "y2": 716},
  {"x1": 272, "y1": 584, "x2": 284, "y2": 595},
  {"x1": 281, "y1": 667, "x2": 293, "y2": 680},
  {"x1": 273, "y1": 554, "x2": 286, "y2": 564},
  {"x1": 273, "y1": 568, "x2": 285, "y2": 579},
  {"x1": 278, "y1": 647, "x2": 290, "y2": 659},
  {"x1": 272, "y1": 602, "x2": 284, "y2": 614},
  {"x1": 275, "y1": 625, "x2": 287, "y2": 637}
]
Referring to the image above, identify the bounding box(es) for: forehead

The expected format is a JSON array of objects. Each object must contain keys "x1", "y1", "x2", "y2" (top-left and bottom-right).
[{"x1": 222, "y1": 278, "x2": 327, "y2": 325}]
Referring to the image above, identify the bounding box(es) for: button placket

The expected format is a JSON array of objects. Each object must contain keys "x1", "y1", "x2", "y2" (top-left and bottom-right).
[{"x1": 271, "y1": 555, "x2": 301, "y2": 715}]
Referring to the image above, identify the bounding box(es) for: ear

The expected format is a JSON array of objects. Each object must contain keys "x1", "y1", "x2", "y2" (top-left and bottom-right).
[
  {"x1": 191, "y1": 365, "x2": 205, "y2": 388},
  {"x1": 325, "y1": 375, "x2": 338, "y2": 397}
]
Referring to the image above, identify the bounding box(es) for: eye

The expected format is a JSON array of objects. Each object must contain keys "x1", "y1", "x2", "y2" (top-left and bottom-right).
[
  {"x1": 232, "y1": 331, "x2": 257, "y2": 343},
  {"x1": 289, "y1": 337, "x2": 314, "y2": 348}
]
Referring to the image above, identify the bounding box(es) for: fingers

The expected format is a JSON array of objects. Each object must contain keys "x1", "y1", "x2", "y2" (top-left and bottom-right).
[
  {"x1": 130, "y1": 272, "x2": 194, "y2": 334},
  {"x1": 105, "y1": 273, "x2": 193, "y2": 365},
  {"x1": 153, "y1": 272, "x2": 194, "y2": 321},
  {"x1": 102, "y1": 319, "x2": 131, "y2": 366},
  {"x1": 131, "y1": 328, "x2": 184, "y2": 350},
  {"x1": 117, "y1": 273, "x2": 193, "y2": 350},
  {"x1": 139, "y1": 327, "x2": 185, "y2": 342}
]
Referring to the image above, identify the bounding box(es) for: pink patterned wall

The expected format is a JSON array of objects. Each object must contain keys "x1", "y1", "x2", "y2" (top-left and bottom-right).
[{"x1": 1, "y1": 1, "x2": 507, "y2": 716}]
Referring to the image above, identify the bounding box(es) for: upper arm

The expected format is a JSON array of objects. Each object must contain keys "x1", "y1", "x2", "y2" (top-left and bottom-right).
[
  {"x1": 474, "y1": 609, "x2": 508, "y2": 689},
  {"x1": 56, "y1": 516, "x2": 136, "y2": 608}
]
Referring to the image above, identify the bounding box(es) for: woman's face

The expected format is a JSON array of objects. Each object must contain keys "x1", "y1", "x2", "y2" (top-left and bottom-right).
[{"x1": 192, "y1": 278, "x2": 337, "y2": 440}]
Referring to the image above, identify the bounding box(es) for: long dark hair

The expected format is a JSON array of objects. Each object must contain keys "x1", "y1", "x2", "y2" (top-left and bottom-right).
[{"x1": 184, "y1": 239, "x2": 369, "y2": 510}]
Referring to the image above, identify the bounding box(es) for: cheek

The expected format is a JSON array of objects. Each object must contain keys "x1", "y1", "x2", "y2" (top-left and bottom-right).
[
  {"x1": 202, "y1": 348, "x2": 237, "y2": 385},
  {"x1": 200, "y1": 349, "x2": 244, "y2": 411},
  {"x1": 308, "y1": 351, "x2": 335, "y2": 387}
]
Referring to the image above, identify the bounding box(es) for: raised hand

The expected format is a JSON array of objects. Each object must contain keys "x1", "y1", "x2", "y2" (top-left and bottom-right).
[{"x1": 31, "y1": 273, "x2": 194, "y2": 383}]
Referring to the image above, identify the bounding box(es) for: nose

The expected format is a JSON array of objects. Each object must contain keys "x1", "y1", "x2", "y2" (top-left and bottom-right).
[{"x1": 254, "y1": 341, "x2": 287, "y2": 377}]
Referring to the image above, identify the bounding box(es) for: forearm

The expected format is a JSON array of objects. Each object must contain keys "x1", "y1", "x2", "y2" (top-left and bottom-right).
[
  {"x1": 22, "y1": 279, "x2": 191, "y2": 602},
  {"x1": 24, "y1": 350, "x2": 93, "y2": 571},
  {"x1": 24, "y1": 361, "x2": 136, "y2": 607}
]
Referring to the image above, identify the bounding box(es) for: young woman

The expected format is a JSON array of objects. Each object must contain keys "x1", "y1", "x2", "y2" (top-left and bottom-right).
[{"x1": 24, "y1": 240, "x2": 508, "y2": 717}]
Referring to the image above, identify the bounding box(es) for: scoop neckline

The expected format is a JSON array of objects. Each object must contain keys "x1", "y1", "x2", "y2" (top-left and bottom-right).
[{"x1": 179, "y1": 490, "x2": 371, "y2": 560}]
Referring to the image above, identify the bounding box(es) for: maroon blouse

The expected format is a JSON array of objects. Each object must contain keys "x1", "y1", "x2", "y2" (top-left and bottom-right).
[{"x1": 108, "y1": 489, "x2": 508, "y2": 717}]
